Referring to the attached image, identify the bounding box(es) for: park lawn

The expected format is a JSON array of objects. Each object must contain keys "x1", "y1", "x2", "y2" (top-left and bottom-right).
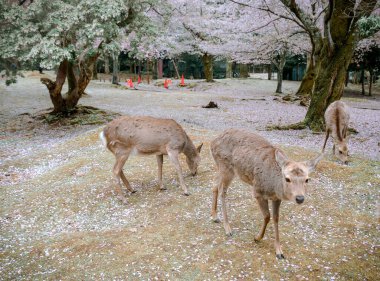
[{"x1": 1, "y1": 126, "x2": 378, "y2": 280}]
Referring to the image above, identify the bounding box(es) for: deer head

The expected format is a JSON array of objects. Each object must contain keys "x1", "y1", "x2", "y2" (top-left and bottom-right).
[{"x1": 275, "y1": 150, "x2": 323, "y2": 204}]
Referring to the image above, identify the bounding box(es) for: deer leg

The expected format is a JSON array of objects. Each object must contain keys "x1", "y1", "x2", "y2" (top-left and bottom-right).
[
  {"x1": 254, "y1": 197, "x2": 270, "y2": 242},
  {"x1": 219, "y1": 171, "x2": 234, "y2": 236},
  {"x1": 113, "y1": 151, "x2": 131, "y2": 204},
  {"x1": 119, "y1": 170, "x2": 136, "y2": 193},
  {"x1": 212, "y1": 167, "x2": 233, "y2": 223},
  {"x1": 167, "y1": 150, "x2": 188, "y2": 195},
  {"x1": 211, "y1": 183, "x2": 220, "y2": 223},
  {"x1": 272, "y1": 200, "x2": 284, "y2": 259},
  {"x1": 156, "y1": 154, "x2": 166, "y2": 190},
  {"x1": 322, "y1": 130, "x2": 330, "y2": 152}
]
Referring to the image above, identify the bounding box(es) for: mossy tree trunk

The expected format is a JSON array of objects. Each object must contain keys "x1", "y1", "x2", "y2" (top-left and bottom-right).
[
  {"x1": 296, "y1": 55, "x2": 316, "y2": 99},
  {"x1": 104, "y1": 56, "x2": 110, "y2": 74},
  {"x1": 304, "y1": 37, "x2": 356, "y2": 131},
  {"x1": 280, "y1": 0, "x2": 377, "y2": 131},
  {"x1": 202, "y1": 53, "x2": 214, "y2": 82}
]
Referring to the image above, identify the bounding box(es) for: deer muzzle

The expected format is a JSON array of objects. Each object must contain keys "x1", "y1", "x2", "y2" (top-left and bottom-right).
[{"x1": 296, "y1": 195, "x2": 304, "y2": 204}]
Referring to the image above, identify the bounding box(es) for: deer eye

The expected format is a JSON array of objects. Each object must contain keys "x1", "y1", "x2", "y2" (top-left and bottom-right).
[
  {"x1": 305, "y1": 179, "x2": 309, "y2": 183},
  {"x1": 285, "y1": 178, "x2": 291, "y2": 183},
  {"x1": 339, "y1": 151, "x2": 343, "y2": 154}
]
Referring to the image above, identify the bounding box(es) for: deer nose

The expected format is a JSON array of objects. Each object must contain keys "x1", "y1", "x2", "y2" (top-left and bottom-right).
[
  {"x1": 344, "y1": 161, "x2": 349, "y2": 165},
  {"x1": 296, "y1": 196, "x2": 304, "y2": 204}
]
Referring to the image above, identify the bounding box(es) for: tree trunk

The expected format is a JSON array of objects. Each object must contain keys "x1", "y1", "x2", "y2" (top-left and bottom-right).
[
  {"x1": 172, "y1": 59, "x2": 180, "y2": 79},
  {"x1": 239, "y1": 64, "x2": 249, "y2": 78},
  {"x1": 157, "y1": 59, "x2": 163, "y2": 79},
  {"x1": 369, "y1": 69, "x2": 373, "y2": 96},
  {"x1": 40, "y1": 51, "x2": 98, "y2": 113},
  {"x1": 202, "y1": 53, "x2": 214, "y2": 82},
  {"x1": 146, "y1": 59, "x2": 150, "y2": 84},
  {"x1": 104, "y1": 56, "x2": 110, "y2": 74},
  {"x1": 41, "y1": 60, "x2": 67, "y2": 113},
  {"x1": 304, "y1": 38, "x2": 356, "y2": 131},
  {"x1": 276, "y1": 70, "x2": 283, "y2": 93},
  {"x1": 273, "y1": 51, "x2": 287, "y2": 94},
  {"x1": 267, "y1": 64, "x2": 272, "y2": 80},
  {"x1": 361, "y1": 67, "x2": 365, "y2": 95},
  {"x1": 92, "y1": 60, "x2": 98, "y2": 80},
  {"x1": 226, "y1": 60, "x2": 233, "y2": 78},
  {"x1": 112, "y1": 54, "x2": 119, "y2": 85},
  {"x1": 296, "y1": 57, "x2": 316, "y2": 98}
]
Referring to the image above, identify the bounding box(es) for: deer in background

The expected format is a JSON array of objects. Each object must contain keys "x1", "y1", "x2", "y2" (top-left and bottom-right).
[
  {"x1": 210, "y1": 129, "x2": 323, "y2": 259},
  {"x1": 100, "y1": 116, "x2": 203, "y2": 203},
  {"x1": 322, "y1": 100, "x2": 350, "y2": 164}
]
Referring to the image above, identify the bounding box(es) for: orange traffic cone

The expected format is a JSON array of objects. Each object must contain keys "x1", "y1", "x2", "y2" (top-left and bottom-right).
[
  {"x1": 180, "y1": 74, "x2": 185, "y2": 86},
  {"x1": 129, "y1": 78, "x2": 134, "y2": 88},
  {"x1": 164, "y1": 79, "x2": 168, "y2": 89}
]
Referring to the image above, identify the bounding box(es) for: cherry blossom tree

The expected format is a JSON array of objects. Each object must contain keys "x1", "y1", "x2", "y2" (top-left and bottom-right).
[{"x1": 255, "y1": 0, "x2": 379, "y2": 130}]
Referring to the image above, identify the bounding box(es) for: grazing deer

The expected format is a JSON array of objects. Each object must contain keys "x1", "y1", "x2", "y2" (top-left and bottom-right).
[
  {"x1": 100, "y1": 116, "x2": 203, "y2": 203},
  {"x1": 322, "y1": 100, "x2": 350, "y2": 164},
  {"x1": 210, "y1": 129, "x2": 323, "y2": 259}
]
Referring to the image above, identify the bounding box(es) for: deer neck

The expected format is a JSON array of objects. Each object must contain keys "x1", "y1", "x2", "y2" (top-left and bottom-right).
[{"x1": 183, "y1": 138, "x2": 196, "y2": 159}]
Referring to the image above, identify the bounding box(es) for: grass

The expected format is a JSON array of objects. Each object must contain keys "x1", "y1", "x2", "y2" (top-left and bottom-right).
[{"x1": 1, "y1": 127, "x2": 379, "y2": 280}]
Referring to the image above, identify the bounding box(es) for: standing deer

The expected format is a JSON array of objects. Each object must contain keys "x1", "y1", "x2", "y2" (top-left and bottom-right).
[
  {"x1": 210, "y1": 129, "x2": 323, "y2": 259},
  {"x1": 100, "y1": 116, "x2": 203, "y2": 203},
  {"x1": 322, "y1": 100, "x2": 350, "y2": 164}
]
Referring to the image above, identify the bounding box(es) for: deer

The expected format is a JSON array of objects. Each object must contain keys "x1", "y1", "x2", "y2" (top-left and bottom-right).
[
  {"x1": 99, "y1": 116, "x2": 203, "y2": 203},
  {"x1": 210, "y1": 129, "x2": 323, "y2": 259},
  {"x1": 322, "y1": 100, "x2": 350, "y2": 164}
]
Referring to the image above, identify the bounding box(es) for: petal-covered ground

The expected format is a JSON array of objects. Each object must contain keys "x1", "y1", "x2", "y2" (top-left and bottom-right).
[{"x1": 1, "y1": 72, "x2": 379, "y2": 280}]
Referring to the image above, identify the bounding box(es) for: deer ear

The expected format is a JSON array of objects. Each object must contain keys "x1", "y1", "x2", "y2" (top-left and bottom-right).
[
  {"x1": 197, "y1": 143, "x2": 203, "y2": 153},
  {"x1": 275, "y1": 149, "x2": 289, "y2": 168},
  {"x1": 305, "y1": 153, "x2": 324, "y2": 173}
]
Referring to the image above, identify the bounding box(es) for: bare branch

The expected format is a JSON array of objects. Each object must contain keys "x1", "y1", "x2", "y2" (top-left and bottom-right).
[{"x1": 228, "y1": 0, "x2": 254, "y2": 8}]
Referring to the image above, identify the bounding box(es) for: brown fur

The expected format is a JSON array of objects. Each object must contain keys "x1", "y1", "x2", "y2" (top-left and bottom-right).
[
  {"x1": 100, "y1": 116, "x2": 203, "y2": 203},
  {"x1": 323, "y1": 101, "x2": 350, "y2": 164},
  {"x1": 210, "y1": 129, "x2": 323, "y2": 259}
]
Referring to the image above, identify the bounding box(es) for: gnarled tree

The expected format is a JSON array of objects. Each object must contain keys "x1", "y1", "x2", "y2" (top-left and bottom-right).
[{"x1": 0, "y1": 0, "x2": 165, "y2": 114}]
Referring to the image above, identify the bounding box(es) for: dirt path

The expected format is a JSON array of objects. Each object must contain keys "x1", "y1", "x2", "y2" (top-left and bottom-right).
[{"x1": 0, "y1": 73, "x2": 379, "y2": 280}]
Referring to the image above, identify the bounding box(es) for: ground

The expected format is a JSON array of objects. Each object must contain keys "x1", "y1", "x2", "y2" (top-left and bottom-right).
[{"x1": 0, "y1": 72, "x2": 379, "y2": 280}]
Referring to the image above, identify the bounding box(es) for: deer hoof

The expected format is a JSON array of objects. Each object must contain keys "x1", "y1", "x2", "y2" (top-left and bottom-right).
[
  {"x1": 183, "y1": 192, "x2": 190, "y2": 196},
  {"x1": 276, "y1": 254, "x2": 285, "y2": 260},
  {"x1": 131, "y1": 190, "x2": 137, "y2": 194},
  {"x1": 117, "y1": 195, "x2": 128, "y2": 205},
  {"x1": 212, "y1": 218, "x2": 221, "y2": 223},
  {"x1": 159, "y1": 187, "x2": 167, "y2": 191},
  {"x1": 226, "y1": 232, "x2": 233, "y2": 237}
]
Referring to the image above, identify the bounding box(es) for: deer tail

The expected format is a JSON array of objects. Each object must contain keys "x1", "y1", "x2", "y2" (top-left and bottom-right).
[{"x1": 99, "y1": 131, "x2": 107, "y2": 147}]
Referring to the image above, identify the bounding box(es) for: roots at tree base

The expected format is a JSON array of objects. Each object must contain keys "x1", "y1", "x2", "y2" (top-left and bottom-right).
[{"x1": 267, "y1": 120, "x2": 359, "y2": 134}]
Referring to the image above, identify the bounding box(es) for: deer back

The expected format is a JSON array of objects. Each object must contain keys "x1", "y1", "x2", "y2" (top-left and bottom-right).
[
  {"x1": 103, "y1": 116, "x2": 191, "y2": 155},
  {"x1": 325, "y1": 101, "x2": 350, "y2": 141},
  {"x1": 211, "y1": 129, "x2": 283, "y2": 198}
]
